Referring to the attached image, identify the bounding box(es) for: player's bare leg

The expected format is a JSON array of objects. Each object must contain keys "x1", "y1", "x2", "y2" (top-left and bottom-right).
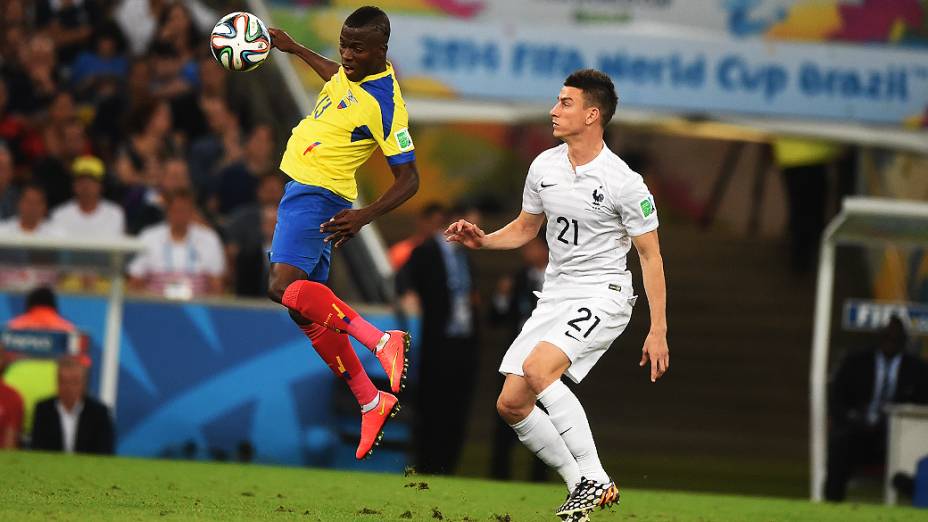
[
  {"x1": 523, "y1": 342, "x2": 621, "y2": 517},
  {"x1": 268, "y1": 263, "x2": 401, "y2": 458},
  {"x1": 497, "y1": 374, "x2": 581, "y2": 493}
]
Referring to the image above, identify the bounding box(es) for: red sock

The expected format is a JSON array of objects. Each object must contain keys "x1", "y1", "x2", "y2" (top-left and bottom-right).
[
  {"x1": 282, "y1": 280, "x2": 386, "y2": 352},
  {"x1": 301, "y1": 323, "x2": 378, "y2": 407}
]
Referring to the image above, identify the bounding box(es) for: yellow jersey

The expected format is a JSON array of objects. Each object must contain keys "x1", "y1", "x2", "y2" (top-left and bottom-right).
[{"x1": 279, "y1": 63, "x2": 415, "y2": 201}]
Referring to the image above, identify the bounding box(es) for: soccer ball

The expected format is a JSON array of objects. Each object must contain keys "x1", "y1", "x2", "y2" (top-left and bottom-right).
[{"x1": 210, "y1": 12, "x2": 271, "y2": 72}]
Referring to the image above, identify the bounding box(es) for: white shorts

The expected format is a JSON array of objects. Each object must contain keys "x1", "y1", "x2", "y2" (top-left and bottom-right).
[{"x1": 499, "y1": 293, "x2": 636, "y2": 383}]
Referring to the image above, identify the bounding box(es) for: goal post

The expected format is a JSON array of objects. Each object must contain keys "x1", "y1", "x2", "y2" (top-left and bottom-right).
[
  {"x1": 810, "y1": 196, "x2": 928, "y2": 501},
  {"x1": 0, "y1": 235, "x2": 143, "y2": 413}
]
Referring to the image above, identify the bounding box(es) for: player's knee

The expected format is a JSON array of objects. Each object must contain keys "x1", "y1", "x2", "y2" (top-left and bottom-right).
[
  {"x1": 522, "y1": 358, "x2": 556, "y2": 395},
  {"x1": 266, "y1": 280, "x2": 286, "y2": 304},
  {"x1": 496, "y1": 393, "x2": 531, "y2": 424},
  {"x1": 267, "y1": 274, "x2": 300, "y2": 304}
]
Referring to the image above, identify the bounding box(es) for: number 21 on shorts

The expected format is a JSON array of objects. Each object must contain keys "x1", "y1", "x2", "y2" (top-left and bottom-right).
[{"x1": 565, "y1": 307, "x2": 601, "y2": 341}]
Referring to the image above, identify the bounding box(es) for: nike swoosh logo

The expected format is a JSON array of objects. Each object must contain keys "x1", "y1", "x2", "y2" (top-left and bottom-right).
[
  {"x1": 559, "y1": 427, "x2": 572, "y2": 436},
  {"x1": 540, "y1": 182, "x2": 557, "y2": 188},
  {"x1": 390, "y1": 352, "x2": 398, "y2": 388},
  {"x1": 379, "y1": 399, "x2": 385, "y2": 416}
]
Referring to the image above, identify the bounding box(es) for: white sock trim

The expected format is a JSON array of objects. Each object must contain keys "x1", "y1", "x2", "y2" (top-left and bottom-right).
[
  {"x1": 509, "y1": 408, "x2": 540, "y2": 430},
  {"x1": 374, "y1": 333, "x2": 390, "y2": 353},
  {"x1": 537, "y1": 379, "x2": 570, "y2": 407},
  {"x1": 360, "y1": 392, "x2": 381, "y2": 413}
]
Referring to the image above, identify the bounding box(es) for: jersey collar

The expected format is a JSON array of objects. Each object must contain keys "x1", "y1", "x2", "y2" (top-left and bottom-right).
[
  {"x1": 347, "y1": 62, "x2": 395, "y2": 84},
  {"x1": 571, "y1": 142, "x2": 609, "y2": 175}
]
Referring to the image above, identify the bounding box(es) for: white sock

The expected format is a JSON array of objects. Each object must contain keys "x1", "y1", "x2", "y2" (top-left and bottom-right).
[
  {"x1": 360, "y1": 392, "x2": 381, "y2": 413},
  {"x1": 537, "y1": 380, "x2": 610, "y2": 483},
  {"x1": 511, "y1": 406, "x2": 581, "y2": 490}
]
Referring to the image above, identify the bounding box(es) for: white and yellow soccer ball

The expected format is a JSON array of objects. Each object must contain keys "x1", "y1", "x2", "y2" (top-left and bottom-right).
[{"x1": 209, "y1": 12, "x2": 271, "y2": 72}]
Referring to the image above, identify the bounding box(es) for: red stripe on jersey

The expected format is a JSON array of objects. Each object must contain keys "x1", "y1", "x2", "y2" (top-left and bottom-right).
[{"x1": 303, "y1": 141, "x2": 322, "y2": 155}]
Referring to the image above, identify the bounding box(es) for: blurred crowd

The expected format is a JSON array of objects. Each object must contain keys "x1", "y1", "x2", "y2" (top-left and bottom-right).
[{"x1": 0, "y1": 0, "x2": 284, "y2": 299}]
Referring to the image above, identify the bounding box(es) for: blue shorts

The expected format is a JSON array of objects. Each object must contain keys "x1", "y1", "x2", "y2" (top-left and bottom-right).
[{"x1": 269, "y1": 182, "x2": 353, "y2": 282}]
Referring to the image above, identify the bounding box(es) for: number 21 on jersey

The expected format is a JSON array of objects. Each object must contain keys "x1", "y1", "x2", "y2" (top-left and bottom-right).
[{"x1": 556, "y1": 216, "x2": 579, "y2": 245}]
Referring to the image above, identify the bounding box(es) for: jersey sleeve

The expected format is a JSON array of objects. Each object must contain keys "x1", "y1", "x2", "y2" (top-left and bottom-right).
[
  {"x1": 370, "y1": 98, "x2": 415, "y2": 167},
  {"x1": 521, "y1": 161, "x2": 543, "y2": 214},
  {"x1": 616, "y1": 175, "x2": 659, "y2": 237}
]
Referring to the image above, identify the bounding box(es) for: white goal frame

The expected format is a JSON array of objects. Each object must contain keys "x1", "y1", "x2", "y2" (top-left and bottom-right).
[{"x1": 810, "y1": 196, "x2": 928, "y2": 501}]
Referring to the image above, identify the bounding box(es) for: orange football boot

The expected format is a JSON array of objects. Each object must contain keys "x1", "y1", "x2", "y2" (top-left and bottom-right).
[
  {"x1": 375, "y1": 330, "x2": 410, "y2": 394},
  {"x1": 356, "y1": 391, "x2": 400, "y2": 460}
]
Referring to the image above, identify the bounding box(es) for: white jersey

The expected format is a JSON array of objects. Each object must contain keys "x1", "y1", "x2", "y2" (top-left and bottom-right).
[{"x1": 522, "y1": 143, "x2": 658, "y2": 299}]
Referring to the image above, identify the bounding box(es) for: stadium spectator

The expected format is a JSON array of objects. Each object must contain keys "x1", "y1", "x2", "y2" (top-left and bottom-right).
[
  {"x1": 5, "y1": 34, "x2": 60, "y2": 116},
  {"x1": 123, "y1": 155, "x2": 192, "y2": 235},
  {"x1": 399, "y1": 204, "x2": 480, "y2": 474},
  {"x1": 774, "y1": 137, "x2": 842, "y2": 274},
  {"x1": 152, "y1": 2, "x2": 201, "y2": 66},
  {"x1": 31, "y1": 355, "x2": 114, "y2": 455},
  {"x1": 0, "y1": 142, "x2": 20, "y2": 219},
  {"x1": 33, "y1": 0, "x2": 102, "y2": 64},
  {"x1": 50, "y1": 155, "x2": 126, "y2": 238},
  {"x1": 33, "y1": 118, "x2": 91, "y2": 209},
  {"x1": 70, "y1": 21, "x2": 130, "y2": 97},
  {"x1": 488, "y1": 236, "x2": 550, "y2": 483},
  {"x1": 225, "y1": 172, "x2": 284, "y2": 251},
  {"x1": 7, "y1": 287, "x2": 78, "y2": 333},
  {"x1": 825, "y1": 316, "x2": 928, "y2": 501},
  {"x1": 0, "y1": 81, "x2": 43, "y2": 167},
  {"x1": 88, "y1": 54, "x2": 144, "y2": 158},
  {"x1": 388, "y1": 202, "x2": 447, "y2": 271},
  {"x1": 0, "y1": 184, "x2": 58, "y2": 237},
  {"x1": 116, "y1": 0, "x2": 214, "y2": 57},
  {"x1": 196, "y1": 57, "x2": 251, "y2": 131},
  {"x1": 189, "y1": 96, "x2": 242, "y2": 199},
  {"x1": 47, "y1": 91, "x2": 78, "y2": 130},
  {"x1": 231, "y1": 204, "x2": 277, "y2": 297},
  {"x1": 211, "y1": 124, "x2": 277, "y2": 216},
  {"x1": 3, "y1": 287, "x2": 84, "y2": 436},
  {"x1": 117, "y1": 98, "x2": 176, "y2": 182},
  {"x1": 0, "y1": 345, "x2": 24, "y2": 449},
  {"x1": 225, "y1": 173, "x2": 284, "y2": 296},
  {"x1": 149, "y1": 41, "x2": 201, "y2": 140},
  {"x1": 128, "y1": 188, "x2": 226, "y2": 299},
  {"x1": 0, "y1": 197, "x2": 58, "y2": 294}
]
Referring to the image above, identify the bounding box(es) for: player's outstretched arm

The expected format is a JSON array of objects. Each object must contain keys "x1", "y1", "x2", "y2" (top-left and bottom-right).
[
  {"x1": 269, "y1": 28, "x2": 340, "y2": 81},
  {"x1": 445, "y1": 210, "x2": 544, "y2": 250},
  {"x1": 633, "y1": 230, "x2": 669, "y2": 382},
  {"x1": 321, "y1": 161, "x2": 420, "y2": 248}
]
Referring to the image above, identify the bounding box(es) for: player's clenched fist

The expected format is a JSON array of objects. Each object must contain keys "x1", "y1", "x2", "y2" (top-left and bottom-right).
[
  {"x1": 444, "y1": 220, "x2": 485, "y2": 249},
  {"x1": 268, "y1": 28, "x2": 299, "y2": 53}
]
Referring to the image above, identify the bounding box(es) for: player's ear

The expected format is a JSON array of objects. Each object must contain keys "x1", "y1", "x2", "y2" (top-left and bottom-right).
[{"x1": 586, "y1": 106, "x2": 600, "y2": 126}]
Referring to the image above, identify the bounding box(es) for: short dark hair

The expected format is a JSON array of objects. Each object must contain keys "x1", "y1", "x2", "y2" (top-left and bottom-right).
[
  {"x1": 26, "y1": 286, "x2": 57, "y2": 311},
  {"x1": 564, "y1": 69, "x2": 619, "y2": 127},
  {"x1": 344, "y1": 6, "x2": 390, "y2": 42}
]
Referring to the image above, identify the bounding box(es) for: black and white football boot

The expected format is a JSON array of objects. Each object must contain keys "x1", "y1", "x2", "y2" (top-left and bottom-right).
[{"x1": 555, "y1": 477, "x2": 620, "y2": 519}]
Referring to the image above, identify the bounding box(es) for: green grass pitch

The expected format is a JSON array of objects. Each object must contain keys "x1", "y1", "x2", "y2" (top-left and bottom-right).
[{"x1": 1, "y1": 452, "x2": 924, "y2": 521}]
